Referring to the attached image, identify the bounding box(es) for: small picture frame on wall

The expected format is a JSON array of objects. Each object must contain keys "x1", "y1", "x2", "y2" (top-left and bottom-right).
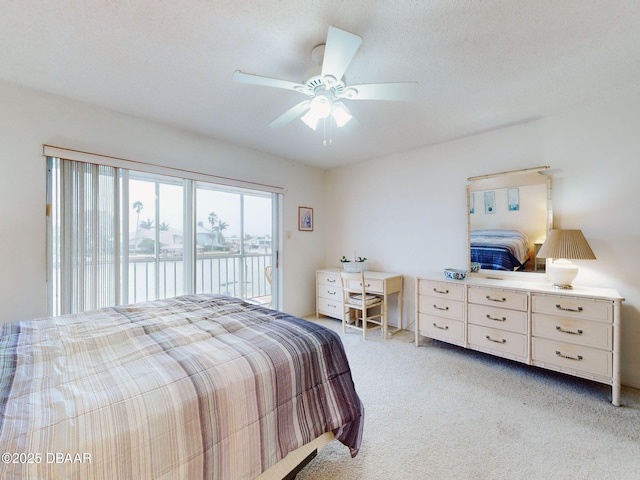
[
  {"x1": 298, "y1": 206, "x2": 314, "y2": 231},
  {"x1": 484, "y1": 191, "x2": 495, "y2": 214},
  {"x1": 508, "y1": 187, "x2": 520, "y2": 211}
]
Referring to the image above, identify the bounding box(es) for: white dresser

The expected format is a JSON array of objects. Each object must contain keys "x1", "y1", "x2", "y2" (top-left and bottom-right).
[
  {"x1": 416, "y1": 278, "x2": 466, "y2": 347},
  {"x1": 316, "y1": 269, "x2": 344, "y2": 320},
  {"x1": 416, "y1": 274, "x2": 624, "y2": 405}
]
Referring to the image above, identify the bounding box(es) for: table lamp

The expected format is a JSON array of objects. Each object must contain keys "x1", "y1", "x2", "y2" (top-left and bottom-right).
[{"x1": 536, "y1": 229, "x2": 596, "y2": 289}]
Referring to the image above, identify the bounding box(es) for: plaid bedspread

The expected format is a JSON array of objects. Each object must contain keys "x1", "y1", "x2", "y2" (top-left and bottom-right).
[{"x1": 0, "y1": 295, "x2": 364, "y2": 479}]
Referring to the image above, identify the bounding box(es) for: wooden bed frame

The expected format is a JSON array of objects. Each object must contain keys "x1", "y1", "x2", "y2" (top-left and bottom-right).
[{"x1": 257, "y1": 432, "x2": 334, "y2": 480}]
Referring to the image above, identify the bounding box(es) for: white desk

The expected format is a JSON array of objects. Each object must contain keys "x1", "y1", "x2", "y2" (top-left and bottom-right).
[{"x1": 316, "y1": 268, "x2": 404, "y2": 333}]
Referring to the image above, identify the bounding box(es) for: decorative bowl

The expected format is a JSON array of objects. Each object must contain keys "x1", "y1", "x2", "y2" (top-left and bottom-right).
[
  {"x1": 444, "y1": 268, "x2": 467, "y2": 280},
  {"x1": 470, "y1": 262, "x2": 481, "y2": 272}
]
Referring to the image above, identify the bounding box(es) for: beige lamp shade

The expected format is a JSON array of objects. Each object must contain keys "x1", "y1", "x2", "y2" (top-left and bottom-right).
[
  {"x1": 537, "y1": 229, "x2": 596, "y2": 289},
  {"x1": 537, "y1": 229, "x2": 596, "y2": 260}
]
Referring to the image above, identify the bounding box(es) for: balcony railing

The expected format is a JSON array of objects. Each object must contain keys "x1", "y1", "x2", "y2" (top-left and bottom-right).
[
  {"x1": 128, "y1": 253, "x2": 272, "y2": 305},
  {"x1": 50, "y1": 252, "x2": 273, "y2": 317}
]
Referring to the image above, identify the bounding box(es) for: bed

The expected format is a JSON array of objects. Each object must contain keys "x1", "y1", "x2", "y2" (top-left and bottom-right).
[
  {"x1": 0, "y1": 294, "x2": 363, "y2": 479},
  {"x1": 470, "y1": 229, "x2": 530, "y2": 271}
]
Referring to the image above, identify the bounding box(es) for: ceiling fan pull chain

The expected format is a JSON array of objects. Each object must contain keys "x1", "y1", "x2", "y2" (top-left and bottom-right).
[
  {"x1": 323, "y1": 118, "x2": 327, "y2": 146},
  {"x1": 323, "y1": 117, "x2": 332, "y2": 146}
]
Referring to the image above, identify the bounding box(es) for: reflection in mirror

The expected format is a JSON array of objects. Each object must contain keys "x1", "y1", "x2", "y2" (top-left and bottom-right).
[{"x1": 467, "y1": 167, "x2": 552, "y2": 275}]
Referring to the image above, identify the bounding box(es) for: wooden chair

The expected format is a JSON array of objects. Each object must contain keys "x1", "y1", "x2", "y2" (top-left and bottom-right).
[
  {"x1": 265, "y1": 265, "x2": 272, "y2": 287},
  {"x1": 262, "y1": 265, "x2": 273, "y2": 307},
  {"x1": 249, "y1": 266, "x2": 273, "y2": 307},
  {"x1": 340, "y1": 270, "x2": 385, "y2": 340}
]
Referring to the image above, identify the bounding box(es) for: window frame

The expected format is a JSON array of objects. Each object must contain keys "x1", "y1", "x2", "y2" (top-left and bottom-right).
[{"x1": 45, "y1": 146, "x2": 282, "y2": 315}]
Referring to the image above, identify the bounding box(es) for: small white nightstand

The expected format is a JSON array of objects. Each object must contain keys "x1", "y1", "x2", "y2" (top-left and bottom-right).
[{"x1": 534, "y1": 242, "x2": 546, "y2": 271}]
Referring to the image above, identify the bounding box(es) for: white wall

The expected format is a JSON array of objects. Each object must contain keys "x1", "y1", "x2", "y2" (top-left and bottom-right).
[
  {"x1": 0, "y1": 80, "x2": 326, "y2": 321},
  {"x1": 324, "y1": 94, "x2": 640, "y2": 389}
]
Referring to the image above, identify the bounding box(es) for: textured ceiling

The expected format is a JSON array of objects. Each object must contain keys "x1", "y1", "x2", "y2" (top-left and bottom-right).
[{"x1": 2, "y1": 1, "x2": 639, "y2": 169}]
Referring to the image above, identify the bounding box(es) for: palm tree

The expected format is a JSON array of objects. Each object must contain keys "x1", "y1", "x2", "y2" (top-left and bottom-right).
[
  {"x1": 216, "y1": 220, "x2": 229, "y2": 244},
  {"x1": 208, "y1": 212, "x2": 219, "y2": 247},
  {"x1": 159, "y1": 222, "x2": 170, "y2": 231},
  {"x1": 133, "y1": 201, "x2": 143, "y2": 234},
  {"x1": 139, "y1": 218, "x2": 154, "y2": 230}
]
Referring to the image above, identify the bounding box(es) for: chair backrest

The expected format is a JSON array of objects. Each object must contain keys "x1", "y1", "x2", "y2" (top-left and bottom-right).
[
  {"x1": 265, "y1": 265, "x2": 272, "y2": 285},
  {"x1": 340, "y1": 270, "x2": 367, "y2": 298}
]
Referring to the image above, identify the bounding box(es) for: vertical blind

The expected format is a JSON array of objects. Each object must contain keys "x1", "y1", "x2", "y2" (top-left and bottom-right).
[{"x1": 49, "y1": 158, "x2": 121, "y2": 315}]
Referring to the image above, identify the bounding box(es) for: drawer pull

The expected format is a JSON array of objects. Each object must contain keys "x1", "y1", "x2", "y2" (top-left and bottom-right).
[
  {"x1": 486, "y1": 295, "x2": 506, "y2": 303},
  {"x1": 327, "y1": 290, "x2": 336, "y2": 295},
  {"x1": 486, "y1": 335, "x2": 506, "y2": 344},
  {"x1": 433, "y1": 304, "x2": 449, "y2": 311},
  {"x1": 433, "y1": 323, "x2": 449, "y2": 330},
  {"x1": 555, "y1": 326, "x2": 583, "y2": 335},
  {"x1": 359, "y1": 283, "x2": 371, "y2": 288},
  {"x1": 555, "y1": 350, "x2": 583, "y2": 361},
  {"x1": 486, "y1": 314, "x2": 506, "y2": 322},
  {"x1": 555, "y1": 304, "x2": 583, "y2": 313},
  {"x1": 433, "y1": 287, "x2": 449, "y2": 294},
  {"x1": 327, "y1": 278, "x2": 336, "y2": 283}
]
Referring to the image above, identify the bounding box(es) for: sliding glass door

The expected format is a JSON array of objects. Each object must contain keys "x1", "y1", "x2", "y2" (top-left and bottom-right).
[
  {"x1": 195, "y1": 184, "x2": 275, "y2": 306},
  {"x1": 127, "y1": 173, "x2": 188, "y2": 303},
  {"x1": 47, "y1": 157, "x2": 279, "y2": 316}
]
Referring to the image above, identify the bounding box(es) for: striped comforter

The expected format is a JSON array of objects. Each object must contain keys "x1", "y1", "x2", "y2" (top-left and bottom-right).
[{"x1": 0, "y1": 295, "x2": 364, "y2": 479}]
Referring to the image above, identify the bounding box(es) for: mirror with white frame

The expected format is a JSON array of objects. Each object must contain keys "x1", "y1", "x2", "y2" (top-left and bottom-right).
[{"x1": 467, "y1": 166, "x2": 552, "y2": 276}]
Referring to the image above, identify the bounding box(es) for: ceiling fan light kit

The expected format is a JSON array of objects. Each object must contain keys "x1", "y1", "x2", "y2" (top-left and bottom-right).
[
  {"x1": 300, "y1": 92, "x2": 352, "y2": 131},
  {"x1": 331, "y1": 102, "x2": 352, "y2": 127},
  {"x1": 232, "y1": 25, "x2": 418, "y2": 141}
]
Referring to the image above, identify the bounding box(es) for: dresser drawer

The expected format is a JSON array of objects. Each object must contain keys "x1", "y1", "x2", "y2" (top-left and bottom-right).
[
  {"x1": 532, "y1": 314, "x2": 612, "y2": 350},
  {"x1": 418, "y1": 295, "x2": 465, "y2": 321},
  {"x1": 317, "y1": 297, "x2": 343, "y2": 318},
  {"x1": 317, "y1": 283, "x2": 342, "y2": 302},
  {"x1": 532, "y1": 337, "x2": 612, "y2": 378},
  {"x1": 317, "y1": 272, "x2": 340, "y2": 287},
  {"x1": 418, "y1": 313, "x2": 465, "y2": 345},
  {"x1": 532, "y1": 294, "x2": 612, "y2": 323},
  {"x1": 468, "y1": 304, "x2": 528, "y2": 334},
  {"x1": 468, "y1": 324, "x2": 528, "y2": 359},
  {"x1": 419, "y1": 280, "x2": 466, "y2": 301},
  {"x1": 468, "y1": 286, "x2": 528, "y2": 311}
]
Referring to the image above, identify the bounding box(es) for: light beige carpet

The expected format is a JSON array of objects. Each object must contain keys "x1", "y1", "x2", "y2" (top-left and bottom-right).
[{"x1": 297, "y1": 317, "x2": 640, "y2": 480}]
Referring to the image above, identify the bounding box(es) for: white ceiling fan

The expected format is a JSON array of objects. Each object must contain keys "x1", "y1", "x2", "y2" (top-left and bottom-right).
[{"x1": 232, "y1": 25, "x2": 418, "y2": 132}]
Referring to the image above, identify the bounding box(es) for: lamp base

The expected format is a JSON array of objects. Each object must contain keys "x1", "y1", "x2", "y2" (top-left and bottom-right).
[{"x1": 547, "y1": 259, "x2": 579, "y2": 289}]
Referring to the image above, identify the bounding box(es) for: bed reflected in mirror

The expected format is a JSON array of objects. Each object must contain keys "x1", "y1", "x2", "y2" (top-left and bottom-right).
[{"x1": 467, "y1": 167, "x2": 552, "y2": 275}]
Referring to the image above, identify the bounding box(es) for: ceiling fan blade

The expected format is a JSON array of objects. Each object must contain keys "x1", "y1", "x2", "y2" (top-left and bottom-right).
[
  {"x1": 269, "y1": 101, "x2": 311, "y2": 128},
  {"x1": 233, "y1": 70, "x2": 308, "y2": 94},
  {"x1": 340, "y1": 81, "x2": 419, "y2": 101},
  {"x1": 320, "y1": 25, "x2": 363, "y2": 82}
]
